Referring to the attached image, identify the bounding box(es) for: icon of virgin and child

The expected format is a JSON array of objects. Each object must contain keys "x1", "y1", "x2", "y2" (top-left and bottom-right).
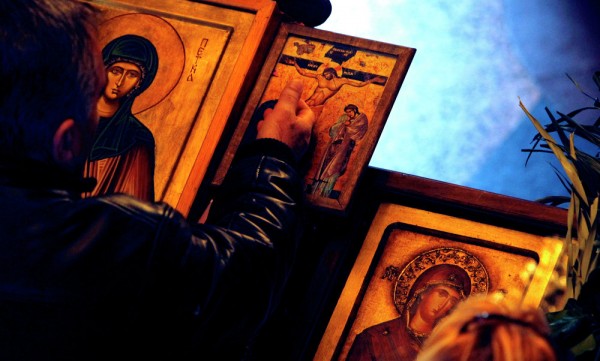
[
  {"x1": 83, "y1": 34, "x2": 158, "y2": 201},
  {"x1": 346, "y1": 260, "x2": 486, "y2": 361}
]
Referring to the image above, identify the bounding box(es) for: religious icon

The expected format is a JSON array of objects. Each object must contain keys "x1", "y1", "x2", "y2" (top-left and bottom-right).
[
  {"x1": 85, "y1": 34, "x2": 158, "y2": 201},
  {"x1": 278, "y1": 47, "x2": 389, "y2": 203},
  {"x1": 346, "y1": 249, "x2": 489, "y2": 361},
  {"x1": 313, "y1": 203, "x2": 563, "y2": 361},
  {"x1": 213, "y1": 24, "x2": 416, "y2": 213},
  {"x1": 82, "y1": 0, "x2": 279, "y2": 216}
]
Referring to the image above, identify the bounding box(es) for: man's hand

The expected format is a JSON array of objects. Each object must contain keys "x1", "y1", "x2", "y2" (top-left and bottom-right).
[{"x1": 257, "y1": 79, "x2": 315, "y2": 160}]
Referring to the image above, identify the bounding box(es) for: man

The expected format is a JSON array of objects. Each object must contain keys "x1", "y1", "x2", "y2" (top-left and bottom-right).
[{"x1": 0, "y1": 1, "x2": 315, "y2": 360}]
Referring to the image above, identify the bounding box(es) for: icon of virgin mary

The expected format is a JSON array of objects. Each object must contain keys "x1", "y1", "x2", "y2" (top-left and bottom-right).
[
  {"x1": 347, "y1": 247, "x2": 489, "y2": 361},
  {"x1": 84, "y1": 34, "x2": 158, "y2": 201},
  {"x1": 347, "y1": 265, "x2": 471, "y2": 361}
]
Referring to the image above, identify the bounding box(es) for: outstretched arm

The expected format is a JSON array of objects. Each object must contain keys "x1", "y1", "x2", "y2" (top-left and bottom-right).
[
  {"x1": 344, "y1": 75, "x2": 387, "y2": 88},
  {"x1": 177, "y1": 79, "x2": 315, "y2": 357},
  {"x1": 293, "y1": 60, "x2": 318, "y2": 79}
]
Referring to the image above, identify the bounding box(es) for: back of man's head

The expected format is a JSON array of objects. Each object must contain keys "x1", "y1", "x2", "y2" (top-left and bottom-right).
[{"x1": 0, "y1": 0, "x2": 101, "y2": 165}]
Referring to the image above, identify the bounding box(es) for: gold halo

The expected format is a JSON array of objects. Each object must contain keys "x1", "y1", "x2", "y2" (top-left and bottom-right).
[
  {"x1": 393, "y1": 247, "x2": 489, "y2": 316},
  {"x1": 98, "y1": 13, "x2": 185, "y2": 114}
]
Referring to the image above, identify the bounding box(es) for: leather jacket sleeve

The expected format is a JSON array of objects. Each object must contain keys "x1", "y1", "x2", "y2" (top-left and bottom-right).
[
  {"x1": 0, "y1": 138, "x2": 305, "y2": 360},
  {"x1": 143, "y1": 138, "x2": 304, "y2": 358}
]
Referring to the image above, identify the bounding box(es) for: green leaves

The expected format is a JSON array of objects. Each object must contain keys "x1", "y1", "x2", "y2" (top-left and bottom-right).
[{"x1": 521, "y1": 73, "x2": 600, "y2": 300}]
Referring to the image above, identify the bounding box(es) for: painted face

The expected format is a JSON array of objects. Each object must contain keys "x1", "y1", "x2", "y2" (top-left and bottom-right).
[
  {"x1": 417, "y1": 285, "x2": 461, "y2": 325},
  {"x1": 345, "y1": 109, "x2": 356, "y2": 118},
  {"x1": 104, "y1": 61, "x2": 142, "y2": 101},
  {"x1": 323, "y1": 70, "x2": 335, "y2": 80}
]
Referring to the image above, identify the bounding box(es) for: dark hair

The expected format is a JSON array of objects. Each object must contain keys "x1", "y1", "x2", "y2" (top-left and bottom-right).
[
  {"x1": 322, "y1": 67, "x2": 338, "y2": 77},
  {"x1": 0, "y1": 0, "x2": 101, "y2": 163},
  {"x1": 275, "y1": 0, "x2": 331, "y2": 27},
  {"x1": 344, "y1": 104, "x2": 359, "y2": 114}
]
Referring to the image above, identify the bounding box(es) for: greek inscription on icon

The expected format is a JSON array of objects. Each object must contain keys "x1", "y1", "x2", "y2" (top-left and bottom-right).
[{"x1": 187, "y1": 38, "x2": 209, "y2": 82}]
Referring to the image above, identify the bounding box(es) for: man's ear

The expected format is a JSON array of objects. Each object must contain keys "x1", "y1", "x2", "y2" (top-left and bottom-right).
[{"x1": 52, "y1": 119, "x2": 83, "y2": 165}]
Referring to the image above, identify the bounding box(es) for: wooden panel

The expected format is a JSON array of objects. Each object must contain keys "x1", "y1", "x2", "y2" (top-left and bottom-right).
[
  {"x1": 248, "y1": 168, "x2": 568, "y2": 361},
  {"x1": 212, "y1": 23, "x2": 416, "y2": 213},
  {"x1": 314, "y1": 203, "x2": 563, "y2": 360},
  {"x1": 86, "y1": 0, "x2": 280, "y2": 216}
]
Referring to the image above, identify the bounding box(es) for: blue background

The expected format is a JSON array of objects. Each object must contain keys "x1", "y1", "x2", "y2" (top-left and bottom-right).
[{"x1": 318, "y1": 0, "x2": 599, "y2": 203}]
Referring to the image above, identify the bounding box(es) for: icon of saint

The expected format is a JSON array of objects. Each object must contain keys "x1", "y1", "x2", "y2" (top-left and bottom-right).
[
  {"x1": 85, "y1": 34, "x2": 158, "y2": 201},
  {"x1": 347, "y1": 264, "x2": 472, "y2": 361},
  {"x1": 309, "y1": 104, "x2": 368, "y2": 198}
]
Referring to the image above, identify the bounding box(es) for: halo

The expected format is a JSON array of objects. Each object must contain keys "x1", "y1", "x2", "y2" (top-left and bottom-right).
[
  {"x1": 393, "y1": 248, "x2": 489, "y2": 316},
  {"x1": 98, "y1": 13, "x2": 185, "y2": 114}
]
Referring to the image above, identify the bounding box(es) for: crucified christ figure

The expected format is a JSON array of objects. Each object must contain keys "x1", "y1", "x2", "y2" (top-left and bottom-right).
[{"x1": 289, "y1": 59, "x2": 385, "y2": 107}]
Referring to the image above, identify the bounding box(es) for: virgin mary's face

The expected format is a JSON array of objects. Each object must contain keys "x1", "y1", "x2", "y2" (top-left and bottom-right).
[
  {"x1": 416, "y1": 285, "x2": 461, "y2": 325},
  {"x1": 103, "y1": 61, "x2": 142, "y2": 101}
]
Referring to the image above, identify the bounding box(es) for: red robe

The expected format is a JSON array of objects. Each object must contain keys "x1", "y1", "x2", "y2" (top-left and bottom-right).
[{"x1": 84, "y1": 144, "x2": 154, "y2": 202}]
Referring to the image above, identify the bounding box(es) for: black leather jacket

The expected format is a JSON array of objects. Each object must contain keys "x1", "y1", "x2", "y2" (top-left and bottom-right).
[{"x1": 0, "y1": 139, "x2": 303, "y2": 360}]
